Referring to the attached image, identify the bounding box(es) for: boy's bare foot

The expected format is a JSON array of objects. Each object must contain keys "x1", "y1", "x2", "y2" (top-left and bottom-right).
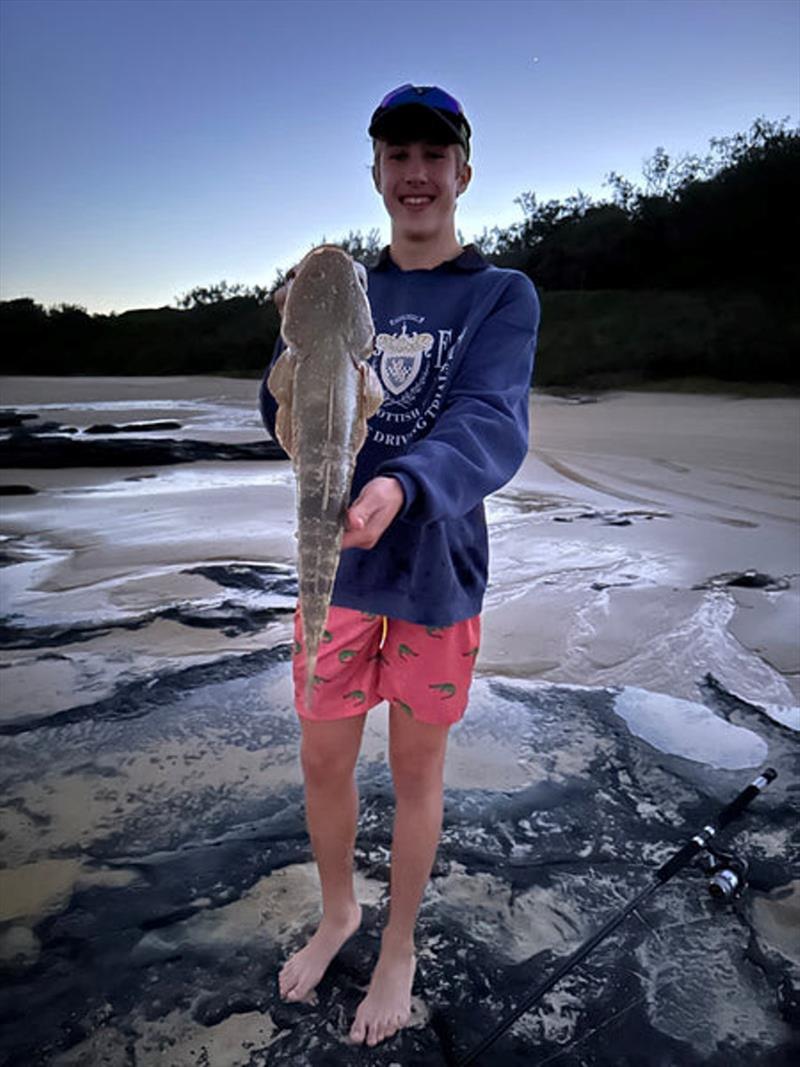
[
  {"x1": 349, "y1": 935, "x2": 416, "y2": 1047},
  {"x1": 279, "y1": 903, "x2": 362, "y2": 1002}
]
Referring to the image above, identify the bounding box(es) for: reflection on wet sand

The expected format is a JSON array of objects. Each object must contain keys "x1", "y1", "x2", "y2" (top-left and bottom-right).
[{"x1": 0, "y1": 378, "x2": 798, "y2": 1065}]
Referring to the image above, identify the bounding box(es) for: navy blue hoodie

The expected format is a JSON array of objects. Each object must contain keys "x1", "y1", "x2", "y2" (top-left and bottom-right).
[{"x1": 259, "y1": 245, "x2": 539, "y2": 626}]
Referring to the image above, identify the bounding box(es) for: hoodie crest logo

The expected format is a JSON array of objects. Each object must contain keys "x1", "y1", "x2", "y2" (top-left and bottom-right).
[{"x1": 374, "y1": 326, "x2": 434, "y2": 396}]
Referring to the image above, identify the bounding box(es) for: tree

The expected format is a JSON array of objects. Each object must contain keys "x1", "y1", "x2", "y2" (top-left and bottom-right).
[{"x1": 175, "y1": 280, "x2": 270, "y2": 309}]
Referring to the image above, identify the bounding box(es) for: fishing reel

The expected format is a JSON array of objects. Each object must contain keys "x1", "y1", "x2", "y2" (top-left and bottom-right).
[{"x1": 696, "y1": 844, "x2": 749, "y2": 901}]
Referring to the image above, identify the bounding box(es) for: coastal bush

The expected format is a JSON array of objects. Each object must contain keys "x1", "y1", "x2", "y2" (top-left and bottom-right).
[
  {"x1": 534, "y1": 288, "x2": 798, "y2": 388},
  {"x1": 1, "y1": 119, "x2": 797, "y2": 390}
]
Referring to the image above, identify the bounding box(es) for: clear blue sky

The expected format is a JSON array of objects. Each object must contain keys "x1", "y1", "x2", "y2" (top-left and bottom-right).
[{"x1": 1, "y1": 0, "x2": 797, "y2": 313}]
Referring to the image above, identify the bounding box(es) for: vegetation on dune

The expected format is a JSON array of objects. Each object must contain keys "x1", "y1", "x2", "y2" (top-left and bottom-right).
[{"x1": 1, "y1": 118, "x2": 797, "y2": 389}]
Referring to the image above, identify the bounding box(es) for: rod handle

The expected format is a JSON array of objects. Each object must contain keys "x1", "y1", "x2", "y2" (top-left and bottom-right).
[{"x1": 715, "y1": 768, "x2": 776, "y2": 831}]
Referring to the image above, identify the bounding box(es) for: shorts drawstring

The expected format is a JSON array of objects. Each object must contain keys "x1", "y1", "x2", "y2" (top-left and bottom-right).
[{"x1": 379, "y1": 615, "x2": 389, "y2": 649}]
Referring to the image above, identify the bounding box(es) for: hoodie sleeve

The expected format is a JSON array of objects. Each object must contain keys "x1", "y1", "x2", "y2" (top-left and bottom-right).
[
  {"x1": 376, "y1": 272, "x2": 539, "y2": 525},
  {"x1": 258, "y1": 334, "x2": 284, "y2": 439}
]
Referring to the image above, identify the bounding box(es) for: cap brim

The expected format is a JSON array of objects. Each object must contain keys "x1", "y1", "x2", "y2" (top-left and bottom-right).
[{"x1": 369, "y1": 104, "x2": 468, "y2": 153}]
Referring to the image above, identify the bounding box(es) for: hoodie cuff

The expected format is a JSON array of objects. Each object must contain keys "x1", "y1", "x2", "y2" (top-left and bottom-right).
[{"x1": 376, "y1": 468, "x2": 417, "y2": 520}]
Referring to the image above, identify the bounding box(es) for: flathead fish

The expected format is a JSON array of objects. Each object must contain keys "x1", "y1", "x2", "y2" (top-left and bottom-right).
[{"x1": 268, "y1": 245, "x2": 383, "y2": 707}]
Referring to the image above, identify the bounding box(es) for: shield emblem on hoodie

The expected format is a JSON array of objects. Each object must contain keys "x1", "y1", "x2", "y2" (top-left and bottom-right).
[{"x1": 375, "y1": 329, "x2": 434, "y2": 397}]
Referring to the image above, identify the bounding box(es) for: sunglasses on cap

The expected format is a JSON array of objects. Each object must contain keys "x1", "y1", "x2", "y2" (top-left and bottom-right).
[{"x1": 377, "y1": 83, "x2": 465, "y2": 118}]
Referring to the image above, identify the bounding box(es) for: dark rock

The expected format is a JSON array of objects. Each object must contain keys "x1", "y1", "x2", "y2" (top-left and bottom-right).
[
  {"x1": 161, "y1": 600, "x2": 294, "y2": 637},
  {"x1": 701, "y1": 672, "x2": 799, "y2": 734},
  {"x1": 0, "y1": 410, "x2": 38, "y2": 429},
  {"x1": 0, "y1": 434, "x2": 288, "y2": 468},
  {"x1": 554, "y1": 510, "x2": 639, "y2": 527},
  {"x1": 0, "y1": 597, "x2": 293, "y2": 652},
  {"x1": 0, "y1": 412, "x2": 80, "y2": 436},
  {"x1": 693, "y1": 570, "x2": 791, "y2": 592},
  {"x1": 186, "y1": 562, "x2": 298, "y2": 597},
  {"x1": 0, "y1": 644, "x2": 291, "y2": 736},
  {"x1": 84, "y1": 420, "x2": 182, "y2": 434},
  {"x1": 3, "y1": 419, "x2": 78, "y2": 435},
  {"x1": 482, "y1": 780, "x2": 589, "y2": 824},
  {"x1": 778, "y1": 975, "x2": 800, "y2": 1025},
  {"x1": 0, "y1": 484, "x2": 38, "y2": 495},
  {"x1": 192, "y1": 990, "x2": 264, "y2": 1026}
]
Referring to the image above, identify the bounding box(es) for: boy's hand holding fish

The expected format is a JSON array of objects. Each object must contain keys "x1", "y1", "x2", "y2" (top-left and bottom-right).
[{"x1": 341, "y1": 475, "x2": 404, "y2": 549}]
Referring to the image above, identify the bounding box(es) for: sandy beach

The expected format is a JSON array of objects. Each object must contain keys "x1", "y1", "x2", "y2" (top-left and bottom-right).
[
  {"x1": 2, "y1": 378, "x2": 797, "y2": 718},
  {"x1": 0, "y1": 376, "x2": 797, "y2": 1066}
]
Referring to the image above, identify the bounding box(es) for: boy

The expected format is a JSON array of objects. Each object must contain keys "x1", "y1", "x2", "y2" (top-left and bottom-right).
[{"x1": 259, "y1": 83, "x2": 539, "y2": 1048}]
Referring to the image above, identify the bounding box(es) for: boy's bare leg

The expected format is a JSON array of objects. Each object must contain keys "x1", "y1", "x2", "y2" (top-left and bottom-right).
[
  {"x1": 350, "y1": 704, "x2": 449, "y2": 1046},
  {"x1": 280, "y1": 713, "x2": 367, "y2": 1002}
]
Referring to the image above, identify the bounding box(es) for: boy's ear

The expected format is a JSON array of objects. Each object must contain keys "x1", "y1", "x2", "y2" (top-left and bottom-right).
[
  {"x1": 457, "y1": 163, "x2": 473, "y2": 196},
  {"x1": 372, "y1": 162, "x2": 381, "y2": 193}
]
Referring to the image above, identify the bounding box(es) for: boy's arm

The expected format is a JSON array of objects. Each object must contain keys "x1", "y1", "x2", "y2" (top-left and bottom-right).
[
  {"x1": 258, "y1": 333, "x2": 284, "y2": 440},
  {"x1": 373, "y1": 272, "x2": 540, "y2": 526}
]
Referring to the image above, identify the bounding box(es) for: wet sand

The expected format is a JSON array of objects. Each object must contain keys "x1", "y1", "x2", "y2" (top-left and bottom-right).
[{"x1": 0, "y1": 377, "x2": 798, "y2": 1066}]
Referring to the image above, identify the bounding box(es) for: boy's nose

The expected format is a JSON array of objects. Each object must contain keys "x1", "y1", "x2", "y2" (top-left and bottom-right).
[
  {"x1": 405, "y1": 154, "x2": 429, "y2": 181},
  {"x1": 405, "y1": 166, "x2": 428, "y2": 182}
]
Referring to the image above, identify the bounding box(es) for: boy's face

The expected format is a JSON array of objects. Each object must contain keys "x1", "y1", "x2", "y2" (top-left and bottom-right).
[{"x1": 373, "y1": 140, "x2": 471, "y2": 241}]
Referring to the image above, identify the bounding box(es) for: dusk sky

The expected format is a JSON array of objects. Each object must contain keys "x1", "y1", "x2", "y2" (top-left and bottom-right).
[{"x1": 1, "y1": 0, "x2": 797, "y2": 314}]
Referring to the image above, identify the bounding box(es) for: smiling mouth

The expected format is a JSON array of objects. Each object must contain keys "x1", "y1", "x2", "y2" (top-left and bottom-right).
[{"x1": 400, "y1": 195, "x2": 435, "y2": 206}]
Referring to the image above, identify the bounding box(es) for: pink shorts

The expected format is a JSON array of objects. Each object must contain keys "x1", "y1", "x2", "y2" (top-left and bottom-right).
[{"x1": 293, "y1": 606, "x2": 481, "y2": 725}]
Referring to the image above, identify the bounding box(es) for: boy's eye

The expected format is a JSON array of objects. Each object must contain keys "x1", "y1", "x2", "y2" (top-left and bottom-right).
[{"x1": 387, "y1": 149, "x2": 446, "y2": 161}]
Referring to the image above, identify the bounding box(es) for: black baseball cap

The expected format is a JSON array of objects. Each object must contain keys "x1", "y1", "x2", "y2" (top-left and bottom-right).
[{"x1": 368, "y1": 83, "x2": 472, "y2": 160}]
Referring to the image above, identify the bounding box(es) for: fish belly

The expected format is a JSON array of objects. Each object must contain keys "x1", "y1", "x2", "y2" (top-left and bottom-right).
[{"x1": 294, "y1": 355, "x2": 361, "y2": 701}]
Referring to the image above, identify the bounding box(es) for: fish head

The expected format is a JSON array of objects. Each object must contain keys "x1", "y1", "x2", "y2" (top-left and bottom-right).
[{"x1": 282, "y1": 246, "x2": 374, "y2": 362}]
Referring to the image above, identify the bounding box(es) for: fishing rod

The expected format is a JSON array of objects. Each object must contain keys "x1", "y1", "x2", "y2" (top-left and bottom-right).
[{"x1": 447, "y1": 767, "x2": 777, "y2": 1067}]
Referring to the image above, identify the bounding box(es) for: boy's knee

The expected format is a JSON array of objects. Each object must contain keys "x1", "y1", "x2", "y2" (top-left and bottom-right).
[
  {"x1": 301, "y1": 740, "x2": 357, "y2": 784},
  {"x1": 389, "y1": 745, "x2": 445, "y2": 795}
]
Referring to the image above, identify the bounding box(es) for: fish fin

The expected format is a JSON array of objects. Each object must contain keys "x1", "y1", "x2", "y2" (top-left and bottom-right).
[
  {"x1": 362, "y1": 362, "x2": 384, "y2": 418},
  {"x1": 267, "y1": 348, "x2": 296, "y2": 457},
  {"x1": 350, "y1": 363, "x2": 383, "y2": 455},
  {"x1": 354, "y1": 260, "x2": 368, "y2": 293}
]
